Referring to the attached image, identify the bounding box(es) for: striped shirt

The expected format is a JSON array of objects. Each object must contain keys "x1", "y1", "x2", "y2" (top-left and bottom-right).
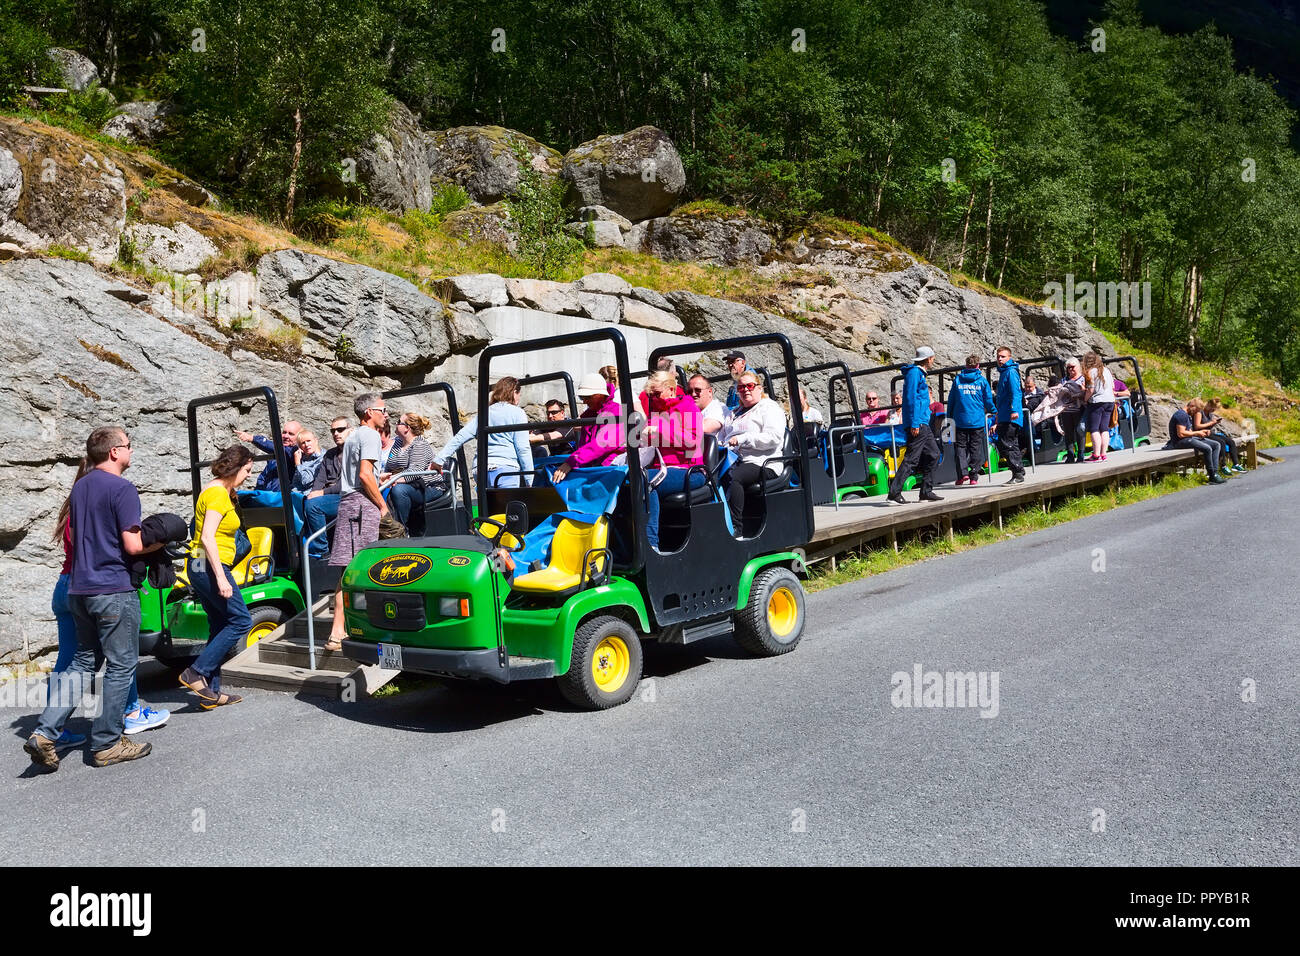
[{"x1": 385, "y1": 436, "x2": 445, "y2": 491}]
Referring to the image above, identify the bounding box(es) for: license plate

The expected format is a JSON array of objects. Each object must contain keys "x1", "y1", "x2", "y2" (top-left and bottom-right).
[{"x1": 377, "y1": 643, "x2": 404, "y2": 670}]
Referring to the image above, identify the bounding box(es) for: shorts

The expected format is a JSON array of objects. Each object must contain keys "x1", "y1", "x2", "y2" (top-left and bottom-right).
[
  {"x1": 329, "y1": 492, "x2": 380, "y2": 567},
  {"x1": 1086, "y1": 402, "x2": 1115, "y2": 433}
]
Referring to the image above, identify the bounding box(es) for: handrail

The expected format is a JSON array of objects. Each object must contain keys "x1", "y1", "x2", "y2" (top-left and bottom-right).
[{"x1": 300, "y1": 462, "x2": 456, "y2": 671}]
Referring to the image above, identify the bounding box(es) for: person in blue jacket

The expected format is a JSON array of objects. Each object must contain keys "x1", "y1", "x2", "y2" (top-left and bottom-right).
[
  {"x1": 993, "y1": 345, "x2": 1026, "y2": 483},
  {"x1": 947, "y1": 354, "x2": 995, "y2": 485},
  {"x1": 887, "y1": 346, "x2": 943, "y2": 505}
]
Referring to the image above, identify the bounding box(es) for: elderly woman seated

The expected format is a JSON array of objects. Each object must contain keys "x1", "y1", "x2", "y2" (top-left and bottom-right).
[{"x1": 718, "y1": 371, "x2": 788, "y2": 535}]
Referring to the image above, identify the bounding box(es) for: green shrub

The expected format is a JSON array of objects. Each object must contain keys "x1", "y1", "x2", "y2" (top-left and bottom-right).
[
  {"x1": 429, "y1": 182, "x2": 470, "y2": 217},
  {"x1": 504, "y1": 143, "x2": 583, "y2": 279}
]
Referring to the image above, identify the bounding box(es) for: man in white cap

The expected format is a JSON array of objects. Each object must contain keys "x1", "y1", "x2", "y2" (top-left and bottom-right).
[{"x1": 887, "y1": 345, "x2": 943, "y2": 505}]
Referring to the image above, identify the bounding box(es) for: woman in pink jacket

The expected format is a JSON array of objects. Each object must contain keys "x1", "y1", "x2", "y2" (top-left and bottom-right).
[
  {"x1": 552, "y1": 372, "x2": 625, "y2": 482},
  {"x1": 640, "y1": 371, "x2": 705, "y2": 552}
]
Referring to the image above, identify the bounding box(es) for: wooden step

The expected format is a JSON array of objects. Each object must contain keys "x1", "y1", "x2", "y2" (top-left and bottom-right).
[{"x1": 256, "y1": 635, "x2": 356, "y2": 673}]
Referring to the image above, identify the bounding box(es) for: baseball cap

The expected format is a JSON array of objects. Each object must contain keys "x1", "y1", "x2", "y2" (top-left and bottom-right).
[
  {"x1": 914, "y1": 346, "x2": 935, "y2": 361},
  {"x1": 723, "y1": 351, "x2": 746, "y2": 364}
]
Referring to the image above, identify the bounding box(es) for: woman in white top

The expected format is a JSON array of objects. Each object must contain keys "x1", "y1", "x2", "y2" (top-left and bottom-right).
[
  {"x1": 719, "y1": 371, "x2": 788, "y2": 533},
  {"x1": 795, "y1": 386, "x2": 824, "y2": 426},
  {"x1": 1081, "y1": 352, "x2": 1116, "y2": 462}
]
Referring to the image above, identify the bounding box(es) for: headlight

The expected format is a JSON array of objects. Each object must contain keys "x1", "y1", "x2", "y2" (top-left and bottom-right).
[
  {"x1": 438, "y1": 597, "x2": 470, "y2": 618},
  {"x1": 349, "y1": 592, "x2": 367, "y2": 610}
]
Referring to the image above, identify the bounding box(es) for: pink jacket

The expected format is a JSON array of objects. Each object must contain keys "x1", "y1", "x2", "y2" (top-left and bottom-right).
[
  {"x1": 648, "y1": 391, "x2": 704, "y2": 468},
  {"x1": 568, "y1": 398, "x2": 624, "y2": 468}
]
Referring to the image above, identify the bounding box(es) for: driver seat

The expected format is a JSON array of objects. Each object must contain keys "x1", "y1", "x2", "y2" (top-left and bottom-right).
[
  {"x1": 232, "y1": 527, "x2": 275, "y2": 586},
  {"x1": 511, "y1": 516, "x2": 610, "y2": 595}
]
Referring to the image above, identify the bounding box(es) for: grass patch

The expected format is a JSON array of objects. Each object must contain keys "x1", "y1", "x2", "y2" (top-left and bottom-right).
[
  {"x1": 949, "y1": 271, "x2": 1042, "y2": 307},
  {"x1": 230, "y1": 325, "x2": 305, "y2": 363},
  {"x1": 671, "y1": 199, "x2": 753, "y2": 219},
  {"x1": 78, "y1": 339, "x2": 137, "y2": 371},
  {"x1": 44, "y1": 243, "x2": 92, "y2": 262},
  {"x1": 371, "y1": 673, "x2": 437, "y2": 698},
  {"x1": 807, "y1": 470, "x2": 1205, "y2": 593}
]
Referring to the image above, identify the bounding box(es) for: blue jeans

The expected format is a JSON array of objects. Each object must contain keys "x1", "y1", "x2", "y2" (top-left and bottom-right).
[
  {"x1": 51, "y1": 574, "x2": 77, "y2": 672},
  {"x1": 646, "y1": 468, "x2": 707, "y2": 551},
  {"x1": 36, "y1": 591, "x2": 139, "y2": 751},
  {"x1": 389, "y1": 482, "x2": 446, "y2": 535},
  {"x1": 187, "y1": 561, "x2": 252, "y2": 695},
  {"x1": 304, "y1": 493, "x2": 339, "y2": 559}
]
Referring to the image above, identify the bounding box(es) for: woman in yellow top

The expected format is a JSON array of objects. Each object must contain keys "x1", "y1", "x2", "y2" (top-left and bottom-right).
[{"x1": 178, "y1": 444, "x2": 254, "y2": 709}]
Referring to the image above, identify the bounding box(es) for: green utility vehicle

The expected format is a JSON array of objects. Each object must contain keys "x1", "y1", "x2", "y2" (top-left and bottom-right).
[{"x1": 339, "y1": 329, "x2": 816, "y2": 709}]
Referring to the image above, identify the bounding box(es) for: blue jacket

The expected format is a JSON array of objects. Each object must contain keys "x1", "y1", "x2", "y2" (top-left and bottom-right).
[
  {"x1": 899, "y1": 363, "x2": 931, "y2": 430},
  {"x1": 948, "y1": 368, "x2": 995, "y2": 429},
  {"x1": 995, "y1": 360, "x2": 1023, "y2": 425},
  {"x1": 252, "y1": 435, "x2": 296, "y2": 491}
]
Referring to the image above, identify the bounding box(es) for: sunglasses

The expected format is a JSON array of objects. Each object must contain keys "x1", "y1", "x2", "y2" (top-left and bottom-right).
[
  {"x1": 866, "y1": 395, "x2": 879, "y2": 401},
  {"x1": 690, "y1": 387, "x2": 709, "y2": 395},
  {"x1": 112, "y1": 441, "x2": 132, "y2": 450},
  {"x1": 367, "y1": 406, "x2": 389, "y2": 415},
  {"x1": 330, "y1": 426, "x2": 347, "y2": 433},
  {"x1": 737, "y1": 383, "x2": 760, "y2": 392}
]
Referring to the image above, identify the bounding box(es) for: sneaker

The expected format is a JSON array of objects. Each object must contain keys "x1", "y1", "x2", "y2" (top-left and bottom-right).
[
  {"x1": 123, "y1": 705, "x2": 170, "y2": 735},
  {"x1": 1100, "y1": 454, "x2": 1108, "y2": 461},
  {"x1": 954, "y1": 476, "x2": 966, "y2": 486},
  {"x1": 1064, "y1": 454, "x2": 1077, "y2": 464},
  {"x1": 886, "y1": 494, "x2": 907, "y2": 506},
  {"x1": 1232, "y1": 464, "x2": 1246, "y2": 473},
  {"x1": 23, "y1": 733, "x2": 59, "y2": 772},
  {"x1": 1009, "y1": 474, "x2": 1026, "y2": 484},
  {"x1": 920, "y1": 491, "x2": 944, "y2": 502},
  {"x1": 92, "y1": 735, "x2": 152, "y2": 767},
  {"x1": 1085, "y1": 455, "x2": 1101, "y2": 462},
  {"x1": 55, "y1": 730, "x2": 87, "y2": 749}
]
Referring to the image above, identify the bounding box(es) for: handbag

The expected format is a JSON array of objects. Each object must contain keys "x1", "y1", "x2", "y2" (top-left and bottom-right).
[{"x1": 1110, "y1": 402, "x2": 1120, "y2": 428}]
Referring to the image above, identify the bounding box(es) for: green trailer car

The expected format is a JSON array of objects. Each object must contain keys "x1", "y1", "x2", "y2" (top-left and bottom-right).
[{"x1": 340, "y1": 329, "x2": 817, "y2": 709}]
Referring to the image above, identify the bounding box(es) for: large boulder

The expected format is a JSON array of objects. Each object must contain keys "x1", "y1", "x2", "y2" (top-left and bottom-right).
[
  {"x1": 0, "y1": 257, "x2": 397, "y2": 663},
  {"x1": 255, "y1": 249, "x2": 489, "y2": 373},
  {"x1": 427, "y1": 126, "x2": 562, "y2": 204},
  {"x1": 440, "y1": 203, "x2": 515, "y2": 251},
  {"x1": 634, "y1": 208, "x2": 775, "y2": 266},
  {"x1": 100, "y1": 101, "x2": 172, "y2": 146},
  {"x1": 355, "y1": 100, "x2": 433, "y2": 215},
  {"x1": 504, "y1": 278, "x2": 582, "y2": 315},
  {"x1": 561, "y1": 126, "x2": 686, "y2": 222},
  {"x1": 46, "y1": 48, "x2": 100, "y2": 91},
  {"x1": 124, "y1": 221, "x2": 218, "y2": 273},
  {"x1": 0, "y1": 126, "x2": 126, "y2": 265}
]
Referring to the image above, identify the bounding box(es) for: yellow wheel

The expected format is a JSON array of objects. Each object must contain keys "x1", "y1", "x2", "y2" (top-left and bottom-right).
[
  {"x1": 767, "y1": 587, "x2": 799, "y2": 639},
  {"x1": 591, "y1": 635, "x2": 631, "y2": 692},
  {"x1": 239, "y1": 606, "x2": 286, "y2": 654},
  {"x1": 736, "y1": 566, "x2": 805, "y2": 656},
  {"x1": 558, "y1": 615, "x2": 643, "y2": 709}
]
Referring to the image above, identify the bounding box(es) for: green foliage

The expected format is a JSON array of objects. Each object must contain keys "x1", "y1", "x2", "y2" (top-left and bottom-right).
[
  {"x1": 0, "y1": 0, "x2": 59, "y2": 105},
  {"x1": 428, "y1": 182, "x2": 470, "y2": 218},
  {"x1": 45, "y1": 243, "x2": 92, "y2": 262},
  {"x1": 333, "y1": 333, "x2": 354, "y2": 361},
  {"x1": 504, "y1": 142, "x2": 583, "y2": 278}
]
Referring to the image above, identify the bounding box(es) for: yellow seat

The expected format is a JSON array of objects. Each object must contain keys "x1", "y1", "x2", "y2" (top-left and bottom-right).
[
  {"x1": 231, "y1": 527, "x2": 274, "y2": 586},
  {"x1": 476, "y1": 513, "x2": 523, "y2": 551},
  {"x1": 511, "y1": 517, "x2": 609, "y2": 595}
]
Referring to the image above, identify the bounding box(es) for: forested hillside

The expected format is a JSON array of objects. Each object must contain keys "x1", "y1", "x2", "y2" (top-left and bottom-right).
[{"x1": 5, "y1": 0, "x2": 1300, "y2": 383}]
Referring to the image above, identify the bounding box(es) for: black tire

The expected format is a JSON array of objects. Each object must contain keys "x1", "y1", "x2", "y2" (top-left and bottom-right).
[
  {"x1": 734, "y1": 566, "x2": 806, "y2": 656},
  {"x1": 236, "y1": 605, "x2": 287, "y2": 655},
  {"x1": 557, "y1": 615, "x2": 643, "y2": 710}
]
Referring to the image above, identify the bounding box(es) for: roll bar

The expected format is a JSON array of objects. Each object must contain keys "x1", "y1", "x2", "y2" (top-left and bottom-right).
[{"x1": 186, "y1": 386, "x2": 299, "y2": 571}]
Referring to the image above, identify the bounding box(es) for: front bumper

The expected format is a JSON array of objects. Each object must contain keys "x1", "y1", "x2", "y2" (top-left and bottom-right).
[{"x1": 342, "y1": 640, "x2": 554, "y2": 684}]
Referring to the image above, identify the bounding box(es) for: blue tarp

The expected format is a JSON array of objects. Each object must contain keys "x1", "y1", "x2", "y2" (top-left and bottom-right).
[{"x1": 236, "y1": 489, "x2": 305, "y2": 536}]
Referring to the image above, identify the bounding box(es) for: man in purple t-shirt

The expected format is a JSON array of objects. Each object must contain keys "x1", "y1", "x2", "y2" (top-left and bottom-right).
[{"x1": 27, "y1": 427, "x2": 162, "y2": 771}]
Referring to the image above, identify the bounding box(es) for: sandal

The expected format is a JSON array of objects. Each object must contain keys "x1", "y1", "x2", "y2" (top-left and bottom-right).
[
  {"x1": 200, "y1": 692, "x2": 243, "y2": 710},
  {"x1": 323, "y1": 636, "x2": 344, "y2": 652},
  {"x1": 178, "y1": 667, "x2": 219, "y2": 703}
]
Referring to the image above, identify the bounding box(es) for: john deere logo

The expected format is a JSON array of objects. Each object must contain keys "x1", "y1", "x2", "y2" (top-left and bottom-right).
[
  {"x1": 368, "y1": 553, "x2": 433, "y2": 587},
  {"x1": 448, "y1": 555, "x2": 470, "y2": 567},
  {"x1": 384, "y1": 602, "x2": 397, "y2": 620}
]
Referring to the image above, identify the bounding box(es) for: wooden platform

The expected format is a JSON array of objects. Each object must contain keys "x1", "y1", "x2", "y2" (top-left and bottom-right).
[{"x1": 806, "y1": 445, "x2": 1200, "y2": 562}]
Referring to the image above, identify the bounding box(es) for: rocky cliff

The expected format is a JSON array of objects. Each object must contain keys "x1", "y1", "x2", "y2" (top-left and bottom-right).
[{"x1": 0, "y1": 112, "x2": 1116, "y2": 669}]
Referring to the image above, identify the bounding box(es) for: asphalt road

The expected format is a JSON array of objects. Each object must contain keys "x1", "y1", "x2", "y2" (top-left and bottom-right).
[{"x1": 6, "y1": 452, "x2": 1298, "y2": 865}]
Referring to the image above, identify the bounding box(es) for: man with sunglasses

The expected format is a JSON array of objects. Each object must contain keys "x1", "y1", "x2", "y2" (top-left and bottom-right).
[
  {"x1": 27, "y1": 427, "x2": 165, "y2": 770},
  {"x1": 529, "y1": 400, "x2": 578, "y2": 458},
  {"x1": 304, "y1": 417, "x2": 350, "y2": 560},
  {"x1": 887, "y1": 346, "x2": 943, "y2": 505},
  {"x1": 688, "y1": 374, "x2": 728, "y2": 435},
  {"x1": 859, "y1": 390, "x2": 891, "y2": 427}
]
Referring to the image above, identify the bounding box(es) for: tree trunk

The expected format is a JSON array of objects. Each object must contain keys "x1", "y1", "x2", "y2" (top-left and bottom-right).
[
  {"x1": 957, "y1": 187, "x2": 976, "y2": 273},
  {"x1": 997, "y1": 223, "x2": 1012, "y2": 289},
  {"x1": 285, "y1": 106, "x2": 304, "y2": 224},
  {"x1": 980, "y1": 177, "x2": 995, "y2": 283},
  {"x1": 1184, "y1": 264, "x2": 1202, "y2": 354}
]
